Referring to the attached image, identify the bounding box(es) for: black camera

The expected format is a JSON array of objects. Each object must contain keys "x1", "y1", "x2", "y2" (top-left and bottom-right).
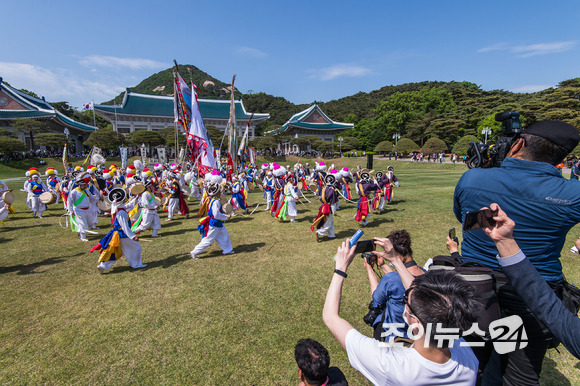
[
  {"x1": 363, "y1": 300, "x2": 384, "y2": 326},
  {"x1": 362, "y1": 252, "x2": 377, "y2": 265},
  {"x1": 467, "y1": 111, "x2": 523, "y2": 168}
]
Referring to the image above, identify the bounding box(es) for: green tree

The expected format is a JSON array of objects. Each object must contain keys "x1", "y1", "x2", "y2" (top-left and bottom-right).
[
  {"x1": 476, "y1": 114, "x2": 502, "y2": 142},
  {"x1": 339, "y1": 136, "x2": 359, "y2": 152},
  {"x1": 128, "y1": 130, "x2": 165, "y2": 147},
  {"x1": 0, "y1": 137, "x2": 27, "y2": 154},
  {"x1": 451, "y1": 135, "x2": 479, "y2": 156},
  {"x1": 35, "y1": 133, "x2": 68, "y2": 149},
  {"x1": 206, "y1": 125, "x2": 226, "y2": 149},
  {"x1": 84, "y1": 128, "x2": 123, "y2": 150},
  {"x1": 317, "y1": 142, "x2": 335, "y2": 152},
  {"x1": 422, "y1": 137, "x2": 448, "y2": 154},
  {"x1": 344, "y1": 113, "x2": 358, "y2": 124},
  {"x1": 159, "y1": 127, "x2": 186, "y2": 148},
  {"x1": 11, "y1": 119, "x2": 50, "y2": 149},
  {"x1": 394, "y1": 138, "x2": 419, "y2": 154},
  {"x1": 374, "y1": 140, "x2": 394, "y2": 153},
  {"x1": 374, "y1": 86, "x2": 456, "y2": 140},
  {"x1": 51, "y1": 102, "x2": 76, "y2": 118},
  {"x1": 0, "y1": 128, "x2": 15, "y2": 138},
  {"x1": 290, "y1": 137, "x2": 310, "y2": 151},
  {"x1": 255, "y1": 136, "x2": 277, "y2": 152}
]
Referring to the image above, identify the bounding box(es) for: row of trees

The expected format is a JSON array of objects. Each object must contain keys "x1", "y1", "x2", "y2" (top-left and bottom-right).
[{"x1": 244, "y1": 78, "x2": 580, "y2": 155}]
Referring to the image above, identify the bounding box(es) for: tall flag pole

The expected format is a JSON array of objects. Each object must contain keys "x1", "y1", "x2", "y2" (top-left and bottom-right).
[
  {"x1": 173, "y1": 60, "x2": 193, "y2": 163},
  {"x1": 188, "y1": 79, "x2": 216, "y2": 173},
  {"x1": 238, "y1": 113, "x2": 253, "y2": 158},
  {"x1": 226, "y1": 75, "x2": 237, "y2": 176},
  {"x1": 62, "y1": 143, "x2": 68, "y2": 177}
]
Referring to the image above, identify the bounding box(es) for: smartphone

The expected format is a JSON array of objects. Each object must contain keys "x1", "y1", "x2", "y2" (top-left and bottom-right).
[
  {"x1": 449, "y1": 228, "x2": 459, "y2": 244},
  {"x1": 463, "y1": 209, "x2": 498, "y2": 231},
  {"x1": 355, "y1": 240, "x2": 376, "y2": 254}
]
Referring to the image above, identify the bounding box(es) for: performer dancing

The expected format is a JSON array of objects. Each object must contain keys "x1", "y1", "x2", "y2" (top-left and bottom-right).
[
  {"x1": 355, "y1": 172, "x2": 377, "y2": 227},
  {"x1": 67, "y1": 173, "x2": 100, "y2": 241},
  {"x1": 230, "y1": 175, "x2": 248, "y2": 214},
  {"x1": 339, "y1": 167, "x2": 353, "y2": 201},
  {"x1": 166, "y1": 170, "x2": 190, "y2": 221},
  {"x1": 275, "y1": 174, "x2": 299, "y2": 222},
  {"x1": 191, "y1": 172, "x2": 234, "y2": 260},
  {"x1": 27, "y1": 173, "x2": 47, "y2": 218},
  {"x1": 133, "y1": 180, "x2": 161, "y2": 237},
  {"x1": 311, "y1": 174, "x2": 338, "y2": 242},
  {"x1": 384, "y1": 166, "x2": 399, "y2": 204},
  {"x1": 45, "y1": 167, "x2": 61, "y2": 205},
  {"x1": 270, "y1": 164, "x2": 286, "y2": 216},
  {"x1": 91, "y1": 188, "x2": 147, "y2": 274},
  {"x1": 262, "y1": 167, "x2": 274, "y2": 211}
]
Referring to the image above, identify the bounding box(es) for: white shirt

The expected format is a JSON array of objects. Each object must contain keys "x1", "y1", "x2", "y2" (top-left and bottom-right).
[{"x1": 345, "y1": 329, "x2": 478, "y2": 386}]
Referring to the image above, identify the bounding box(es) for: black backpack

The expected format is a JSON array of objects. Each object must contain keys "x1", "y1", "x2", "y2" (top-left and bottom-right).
[{"x1": 430, "y1": 255, "x2": 501, "y2": 338}]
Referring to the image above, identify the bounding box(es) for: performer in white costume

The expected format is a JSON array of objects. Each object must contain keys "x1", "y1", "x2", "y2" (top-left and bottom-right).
[
  {"x1": 67, "y1": 173, "x2": 100, "y2": 241},
  {"x1": 190, "y1": 170, "x2": 233, "y2": 260},
  {"x1": 93, "y1": 188, "x2": 146, "y2": 274}
]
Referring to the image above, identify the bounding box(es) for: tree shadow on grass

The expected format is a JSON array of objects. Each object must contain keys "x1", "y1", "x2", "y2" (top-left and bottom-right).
[
  {"x1": 107, "y1": 253, "x2": 190, "y2": 274},
  {"x1": 0, "y1": 253, "x2": 81, "y2": 275},
  {"x1": 198, "y1": 242, "x2": 266, "y2": 260},
  {"x1": 542, "y1": 357, "x2": 571, "y2": 385},
  {"x1": 3, "y1": 223, "x2": 51, "y2": 232},
  {"x1": 227, "y1": 216, "x2": 252, "y2": 224},
  {"x1": 157, "y1": 228, "x2": 191, "y2": 237}
]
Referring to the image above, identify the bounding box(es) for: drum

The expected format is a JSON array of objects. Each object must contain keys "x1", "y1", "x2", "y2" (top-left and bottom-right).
[
  {"x1": 154, "y1": 198, "x2": 162, "y2": 207},
  {"x1": 130, "y1": 183, "x2": 145, "y2": 195},
  {"x1": 220, "y1": 194, "x2": 228, "y2": 206},
  {"x1": 258, "y1": 184, "x2": 264, "y2": 192},
  {"x1": 161, "y1": 196, "x2": 169, "y2": 207},
  {"x1": 55, "y1": 182, "x2": 62, "y2": 193},
  {"x1": 222, "y1": 202, "x2": 233, "y2": 215},
  {"x1": 39, "y1": 191, "x2": 56, "y2": 205},
  {"x1": 2, "y1": 191, "x2": 15, "y2": 205},
  {"x1": 97, "y1": 198, "x2": 112, "y2": 213},
  {"x1": 247, "y1": 183, "x2": 254, "y2": 192},
  {"x1": 182, "y1": 186, "x2": 191, "y2": 197},
  {"x1": 297, "y1": 181, "x2": 304, "y2": 190}
]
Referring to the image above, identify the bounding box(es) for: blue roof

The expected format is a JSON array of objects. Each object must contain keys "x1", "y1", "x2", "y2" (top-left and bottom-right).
[
  {"x1": 95, "y1": 90, "x2": 269, "y2": 121},
  {"x1": 0, "y1": 79, "x2": 97, "y2": 132},
  {"x1": 278, "y1": 103, "x2": 354, "y2": 133}
]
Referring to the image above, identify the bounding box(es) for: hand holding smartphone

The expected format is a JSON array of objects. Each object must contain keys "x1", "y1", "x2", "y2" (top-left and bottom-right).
[
  {"x1": 449, "y1": 228, "x2": 459, "y2": 244},
  {"x1": 463, "y1": 208, "x2": 498, "y2": 231}
]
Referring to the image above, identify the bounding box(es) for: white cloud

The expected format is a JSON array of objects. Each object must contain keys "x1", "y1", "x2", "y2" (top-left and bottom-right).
[
  {"x1": 309, "y1": 64, "x2": 371, "y2": 81},
  {"x1": 511, "y1": 84, "x2": 551, "y2": 93},
  {"x1": 236, "y1": 46, "x2": 268, "y2": 58},
  {"x1": 478, "y1": 41, "x2": 576, "y2": 57},
  {"x1": 477, "y1": 43, "x2": 509, "y2": 53},
  {"x1": 513, "y1": 42, "x2": 576, "y2": 57},
  {"x1": 78, "y1": 55, "x2": 168, "y2": 70},
  {"x1": 0, "y1": 62, "x2": 124, "y2": 108}
]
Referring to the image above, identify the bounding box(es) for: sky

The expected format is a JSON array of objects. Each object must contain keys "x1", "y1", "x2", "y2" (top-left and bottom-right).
[{"x1": 2, "y1": 0, "x2": 580, "y2": 110}]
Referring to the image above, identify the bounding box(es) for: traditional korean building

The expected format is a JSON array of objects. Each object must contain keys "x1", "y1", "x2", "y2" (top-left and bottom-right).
[
  {"x1": 273, "y1": 102, "x2": 354, "y2": 153},
  {"x1": 94, "y1": 90, "x2": 269, "y2": 138},
  {"x1": 0, "y1": 78, "x2": 97, "y2": 152}
]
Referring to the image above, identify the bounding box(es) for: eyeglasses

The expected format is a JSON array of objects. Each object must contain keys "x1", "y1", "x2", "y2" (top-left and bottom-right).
[{"x1": 403, "y1": 288, "x2": 424, "y2": 326}]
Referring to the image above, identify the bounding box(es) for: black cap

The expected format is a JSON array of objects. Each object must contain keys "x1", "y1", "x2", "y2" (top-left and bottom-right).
[{"x1": 524, "y1": 120, "x2": 579, "y2": 154}]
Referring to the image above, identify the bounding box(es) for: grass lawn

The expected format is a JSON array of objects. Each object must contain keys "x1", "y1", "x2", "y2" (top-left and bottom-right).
[{"x1": 0, "y1": 157, "x2": 578, "y2": 384}]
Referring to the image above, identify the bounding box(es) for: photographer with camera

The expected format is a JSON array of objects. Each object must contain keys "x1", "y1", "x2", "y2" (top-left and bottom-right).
[
  {"x1": 362, "y1": 230, "x2": 424, "y2": 342},
  {"x1": 454, "y1": 117, "x2": 580, "y2": 384},
  {"x1": 323, "y1": 238, "x2": 480, "y2": 385},
  {"x1": 481, "y1": 203, "x2": 580, "y2": 359}
]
